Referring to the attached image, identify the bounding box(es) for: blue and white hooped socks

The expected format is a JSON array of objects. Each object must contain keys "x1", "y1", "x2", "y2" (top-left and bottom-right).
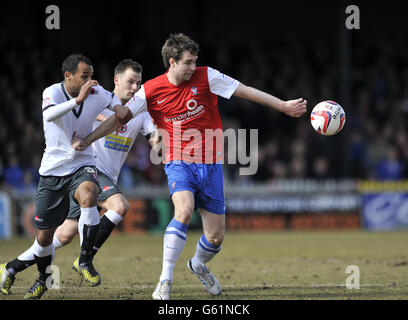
[
  {"x1": 190, "y1": 234, "x2": 221, "y2": 274},
  {"x1": 159, "y1": 218, "x2": 188, "y2": 282}
]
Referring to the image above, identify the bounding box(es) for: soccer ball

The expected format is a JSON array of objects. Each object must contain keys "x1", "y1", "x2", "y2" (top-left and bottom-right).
[{"x1": 310, "y1": 100, "x2": 346, "y2": 136}]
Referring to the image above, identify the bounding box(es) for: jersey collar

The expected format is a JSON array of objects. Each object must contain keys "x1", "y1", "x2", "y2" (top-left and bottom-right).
[{"x1": 60, "y1": 81, "x2": 83, "y2": 118}]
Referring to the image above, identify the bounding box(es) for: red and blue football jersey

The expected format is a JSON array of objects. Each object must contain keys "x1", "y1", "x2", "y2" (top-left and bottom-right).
[{"x1": 129, "y1": 66, "x2": 239, "y2": 163}]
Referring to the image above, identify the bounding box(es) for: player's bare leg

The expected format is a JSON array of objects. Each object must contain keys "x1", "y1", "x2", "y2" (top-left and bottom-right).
[
  {"x1": 2, "y1": 195, "x2": 128, "y2": 294},
  {"x1": 200, "y1": 209, "x2": 225, "y2": 246},
  {"x1": 73, "y1": 193, "x2": 128, "y2": 273},
  {"x1": 187, "y1": 209, "x2": 223, "y2": 295},
  {"x1": 2, "y1": 229, "x2": 56, "y2": 296},
  {"x1": 90, "y1": 193, "x2": 128, "y2": 256},
  {"x1": 52, "y1": 193, "x2": 128, "y2": 259},
  {"x1": 172, "y1": 191, "x2": 195, "y2": 224},
  {"x1": 153, "y1": 190, "x2": 194, "y2": 300},
  {"x1": 53, "y1": 219, "x2": 86, "y2": 274},
  {"x1": 23, "y1": 227, "x2": 57, "y2": 299},
  {"x1": 75, "y1": 180, "x2": 101, "y2": 286},
  {"x1": 55, "y1": 219, "x2": 79, "y2": 246},
  {"x1": 1, "y1": 220, "x2": 77, "y2": 296}
]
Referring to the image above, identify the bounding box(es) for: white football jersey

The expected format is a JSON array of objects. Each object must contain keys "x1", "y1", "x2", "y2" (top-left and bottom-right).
[
  {"x1": 92, "y1": 109, "x2": 156, "y2": 184},
  {"x1": 39, "y1": 82, "x2": 122, "y2": 176}
]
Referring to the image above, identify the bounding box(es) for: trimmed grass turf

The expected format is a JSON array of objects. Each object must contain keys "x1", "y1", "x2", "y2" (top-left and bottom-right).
[{"x1": 1, "y1": 230, "x2": 408, "y2": 300}]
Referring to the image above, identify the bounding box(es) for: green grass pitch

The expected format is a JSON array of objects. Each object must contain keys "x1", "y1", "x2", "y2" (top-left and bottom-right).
[{"x1": 1, "y1": 230, "x2": 408, "y2": 300}]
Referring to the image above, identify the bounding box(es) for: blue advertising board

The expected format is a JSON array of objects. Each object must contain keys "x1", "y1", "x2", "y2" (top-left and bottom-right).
[{"x1": 362, "y1": 193, "x2": 408, "y2": 230}]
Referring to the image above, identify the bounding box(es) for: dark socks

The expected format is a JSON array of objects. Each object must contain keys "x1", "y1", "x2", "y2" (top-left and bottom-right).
[
  {"x1": 34, "y1": 255, "x2": 52, "y2": 282},
  {"x1": 91, "y1": 215, "x2": 115, "y2": 257},
  {"x1": 6, "y1": 258, "x2": 35, "y2": 275},
  {"x1": 79, "y1": 224, "x2": 99, "y2": 264}
]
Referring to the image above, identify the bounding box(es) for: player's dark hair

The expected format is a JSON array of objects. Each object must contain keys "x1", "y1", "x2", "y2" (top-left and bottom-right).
[
  {"x1": 114, "y1": 59, "x2": 143, "y2": 76},
  {"x1": 61, "y1": 54, "x2": 92, "y2": 76},
  {"x1": 161, "y1": 33, "x2": 199, "y2": 69}
]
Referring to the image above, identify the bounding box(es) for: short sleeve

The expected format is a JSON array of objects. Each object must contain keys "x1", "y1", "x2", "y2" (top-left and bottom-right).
[
  {"x1": 108, "y1": 94, "x2": 122, "y2": 109},
  {"x1": 140, "y1": 112, "x2": 156, "y2": 136},
  {"x1": 207, "y1": 66, "x2": 240, "y2": 99},
  {"x1": 126, "y1": 86, "x2": 147, "y2": 117},
  {"x1": 94, "y1": 85, "x2": 121, "y2": 110},
  {"x1": 99, "y1": 108, "x2": 115, "y2": 118}
]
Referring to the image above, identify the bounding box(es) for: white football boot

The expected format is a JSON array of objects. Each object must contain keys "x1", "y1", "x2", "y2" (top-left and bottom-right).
[
  {"x1": 187, "y1": 259, "x2": 222, "y2": 296},
  {"x1": 152, "y1": 279, "x2": 172, "y2": 300}
]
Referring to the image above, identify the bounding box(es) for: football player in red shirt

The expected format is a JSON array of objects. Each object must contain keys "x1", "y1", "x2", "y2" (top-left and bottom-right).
[
  {"x1": 75, "y1": 33, "x2": 307, "y2": 300},
  {"x1": 144, "y1": 33, "x2": 307, "y2": 300}
]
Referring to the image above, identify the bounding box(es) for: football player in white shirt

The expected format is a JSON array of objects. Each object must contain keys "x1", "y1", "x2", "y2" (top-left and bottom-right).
[
  {"x1": 66, "y1": 60, "x2": 156, "y2": 269},
  {"x1": 0, "y1": 59, "x2": 155, "y2": 299},
  {"x1": 0, "y1": 54, "x2": 135, "y2": 299}
]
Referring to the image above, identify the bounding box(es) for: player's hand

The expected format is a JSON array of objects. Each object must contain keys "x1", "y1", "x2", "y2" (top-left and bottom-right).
[
  {"x1": 72, "y1": 137, "x2": 89, "y2": 151},
  {"x1": 114, "y1": 105, "x2": 133, "y2": 125},
  {"x1": 282, "y1": 98, "x2": 307, "y2": 118},
  {"x1": 75, "y1": 80, "x2": 99, "y2": 105}
]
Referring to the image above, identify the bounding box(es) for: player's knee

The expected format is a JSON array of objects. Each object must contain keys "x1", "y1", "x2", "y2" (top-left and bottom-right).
[
  {"x1": 55, "y1": 225, "x2": 76, "y2": 245},
  {"x1": 36, "y1": 230, "x2": 55, "y2": 246},
  {"x1": 57, "y1": 233, "x2": 73, "y2": 246},
  {"x1": 174, "y1": 204, "x2": 194, "y2": 224},
  {"x1": 206, "y1": 234, "x2": 224, "y2": 247},
  {"x1": 59, "y1": 228, "x2": 76, "y2": 245},
  {"x1": 77, "y1": 191, "x2": 97, "y2": 207},
  {"x1": 115, "y1": 198, "x2": 129, "y2": 217},
  {"x1": 174, "y1": 213, "x2": 192, "y2": 225}
]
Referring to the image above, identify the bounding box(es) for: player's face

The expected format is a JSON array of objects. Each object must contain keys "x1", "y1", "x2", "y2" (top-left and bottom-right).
[
  {"x1": 173, "y1": 51, "x2": 197, "y2": 82},
  {"x1": 115, "y1": 68, "x2": 142, "y2": 103},
  {"x1": 66, "y1": 62, "x2": 93, "y2": 96}
]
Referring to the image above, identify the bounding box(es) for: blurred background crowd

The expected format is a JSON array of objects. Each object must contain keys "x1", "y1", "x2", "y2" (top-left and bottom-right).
[{"x1": 1, "y1": 1, "x2": 408, "y2": 194}]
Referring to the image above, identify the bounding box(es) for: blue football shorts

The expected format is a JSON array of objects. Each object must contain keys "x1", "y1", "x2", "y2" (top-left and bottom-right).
[{"x1": 164, "y1": 161, "x2": 226, "y2": 215}]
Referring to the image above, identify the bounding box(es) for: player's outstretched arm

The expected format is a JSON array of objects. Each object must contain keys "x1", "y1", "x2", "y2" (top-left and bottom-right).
[
  {"x1": 233, "y1": 83, "x2": 307, "y2": 118},
  {"x1": 72, "y1": 114, "x2": 121, "y2": 151},
  {"x1": 114, "y1": 105, "x2": 133, "y2": 125}
]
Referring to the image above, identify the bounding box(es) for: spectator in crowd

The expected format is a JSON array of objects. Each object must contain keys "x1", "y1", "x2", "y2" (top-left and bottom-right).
[
  {"x1": 0, "y1": 18, "x2": 407, "y2": 191},
  {"x1": 3, "y1": 154, "x2": 25, "y2": 191},
  {"x1": 311, "y1": 156, "x2": 330, "y2": 180},
  {"x1": 375, "y1": 146, "x2": 404, "y2": 180}
]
